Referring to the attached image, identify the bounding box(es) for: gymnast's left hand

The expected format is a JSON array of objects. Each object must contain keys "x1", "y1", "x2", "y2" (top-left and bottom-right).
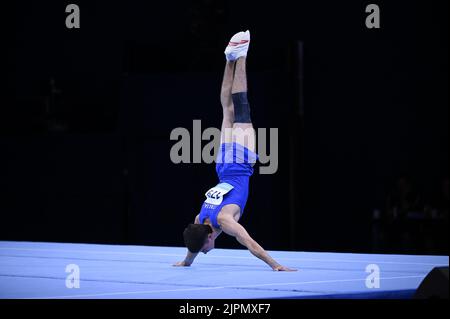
[{"x1": 272, "y1": 265, "x2": 297, "y2": 272}]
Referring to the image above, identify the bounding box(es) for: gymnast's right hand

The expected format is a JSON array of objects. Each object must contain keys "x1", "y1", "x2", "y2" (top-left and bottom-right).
[{"x1": 173, "y1": 261, "x2": 191, "y2": 267}]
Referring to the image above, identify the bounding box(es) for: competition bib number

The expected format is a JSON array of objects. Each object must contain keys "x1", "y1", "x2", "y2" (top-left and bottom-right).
[{"x1": 204, "y1": 183, "x2": 234, "y2": 206}]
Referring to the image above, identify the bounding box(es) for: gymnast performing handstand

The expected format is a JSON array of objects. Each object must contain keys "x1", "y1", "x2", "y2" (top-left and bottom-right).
[{"x1": 174, "y1": 31, "x2": 296, "y2": 271}]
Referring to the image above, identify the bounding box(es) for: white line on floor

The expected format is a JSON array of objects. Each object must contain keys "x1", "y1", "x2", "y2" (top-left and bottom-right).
[
  {"x1": 27, "y1": 275, "x2": 424, "y2": 299},
  {"x1": 0, "y1": 246, "x2": 447, "y2": 266}
]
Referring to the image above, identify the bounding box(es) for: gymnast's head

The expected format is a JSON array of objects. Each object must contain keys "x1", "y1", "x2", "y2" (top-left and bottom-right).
[{"x1": 183, "y1": 224, "x2": 215, "y2": 254}]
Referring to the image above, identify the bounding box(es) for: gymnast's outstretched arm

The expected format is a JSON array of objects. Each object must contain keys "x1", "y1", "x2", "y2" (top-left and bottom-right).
[{"x1": 218, "y1": 214, "x2": 297, "y2": 271}]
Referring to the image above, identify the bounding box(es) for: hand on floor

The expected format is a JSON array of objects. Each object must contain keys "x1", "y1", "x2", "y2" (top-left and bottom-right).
[
  {"x1": 273, "y1": 265, "x2": 297, "y2": 272},
  {"x1": 173, "y1": 261, "x2": 191, "y2": 267}
]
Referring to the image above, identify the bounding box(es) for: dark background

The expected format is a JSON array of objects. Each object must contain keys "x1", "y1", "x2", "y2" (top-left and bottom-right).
[{"x1": 3, "y1": 0, "x2": 448, "y2": 255}]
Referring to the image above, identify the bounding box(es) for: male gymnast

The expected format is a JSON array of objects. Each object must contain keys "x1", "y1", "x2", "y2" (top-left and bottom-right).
[{"x1": 174, "y1": 31, "x2": 296, "y2": 271}]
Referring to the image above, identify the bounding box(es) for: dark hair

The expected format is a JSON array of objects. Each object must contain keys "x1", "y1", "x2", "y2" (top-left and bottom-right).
[{"x1": 183, "y1": 224, "x2": 212, "y2": 253}]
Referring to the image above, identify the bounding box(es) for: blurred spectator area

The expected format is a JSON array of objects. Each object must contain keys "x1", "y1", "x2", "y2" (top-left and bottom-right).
[{"x1": 372, "y1": 174, "x2": 449, "y2": 255}]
